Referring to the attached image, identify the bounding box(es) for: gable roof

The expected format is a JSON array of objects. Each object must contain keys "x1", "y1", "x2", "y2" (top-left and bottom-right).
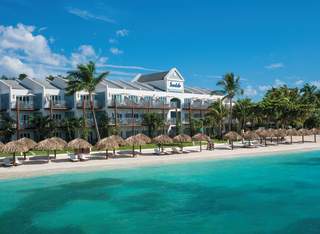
[{"x1": 135, "y1": 71, "x2": 169, "y2": 83}]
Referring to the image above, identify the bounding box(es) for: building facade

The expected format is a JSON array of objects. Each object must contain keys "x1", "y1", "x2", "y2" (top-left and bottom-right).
[{"x1": 0, "y1": 68, "x2": 225, "y2": 142}]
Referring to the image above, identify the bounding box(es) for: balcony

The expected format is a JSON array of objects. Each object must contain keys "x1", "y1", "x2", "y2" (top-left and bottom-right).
[
  {"x1": 12, "y1": 101, "x2": 35, "y2": 110},
  {"x1": 182, "y1": 102, "x2": 211, "y2": 110},
  {"x1": 48, "y1": 100, "x2": 68, "y2": 109},
  {"x1": 108, "y1": 100, "x2": 170, "y2": 109},
  {"x1": 76, "y1": 100, "x2": 102, "y2": 109}
]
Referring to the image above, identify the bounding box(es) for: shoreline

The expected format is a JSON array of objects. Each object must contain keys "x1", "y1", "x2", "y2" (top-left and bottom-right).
[{"x1": 1, "y1": 137, "x2": 320, "y2": 181}]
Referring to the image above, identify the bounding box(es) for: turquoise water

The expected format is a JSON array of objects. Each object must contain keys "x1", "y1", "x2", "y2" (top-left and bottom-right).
[{"x1": 1, "y1": 151, "x2": 320, "y2": 234}]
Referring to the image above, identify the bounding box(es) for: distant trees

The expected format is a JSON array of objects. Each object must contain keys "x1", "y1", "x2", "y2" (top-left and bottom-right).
[{"x1": 142, "y1": 112, "x2": 164, "y2": 137}]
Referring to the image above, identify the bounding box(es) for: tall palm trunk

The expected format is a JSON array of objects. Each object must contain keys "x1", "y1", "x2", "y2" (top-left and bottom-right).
[
  {"x1": 228, "y1": 98, "x2": 232, "y2": 131},
  {"x1": 89, "y1": 93, "x2": 101, "y2": 141}
]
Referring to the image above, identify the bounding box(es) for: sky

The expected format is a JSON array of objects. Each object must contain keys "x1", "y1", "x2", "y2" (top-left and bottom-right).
[{"x1": 0, "y1": 0, "x2": 320, "y2": 99}]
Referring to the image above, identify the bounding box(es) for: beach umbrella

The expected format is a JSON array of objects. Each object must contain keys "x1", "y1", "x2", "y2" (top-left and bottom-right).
[
  {"x1": 298, "y1": 128, "x2": 309, "y2": 143},
  {"x1": 36, "y1": 138, "x2": 65, "y2": 162},
  {"x1": 173, "y1": 134, "x2": 192, "y2": 151},
  {"x1": 273, "y1": 129, "x2": 286, "y2": 144},
  {"x1": 109, "y1": 135, "x2": 127, "y2": 146},
  {"x1": 96, "y1": 137, "x2": 119, "y2": 159},
  {"x1": 286, "y1": 128, "x2": 298, "y2": 144},
  {"x1": 2, "y1": 140, "x2": 29, "y2": 166},
  {"x1": 67, "y1": 138, "x2": 92, "y2": 150},
  {"x1": 153, "y1": 135, "x2": 173, "y2": 152},
  {"x1": 109, "y1": 135, "x2": 127, "y2": 155},
  {"x1": 267, "y1": 129, "x2": 276, "y2": 143},
  {"x1": 224, "y1": 131, "x2": 241, "y2": 150},
  {"x1": 17, "y1": 137, "x2": 37, "y2": 160},
  {"x1": 50, "y1": 137, "x2": 67, "y2": 158},
  {"x1": 0, "y1": 141, "x2": 4, "y2": 150},
  {"x1": 242, "y1": 130, "x2": 259, "y2": 146},
  {"x1": 310, "y1": 128, "x2": 320, "y2": 143},
  {"x1": 192, "y1": 133, "x2": 209, "y2": 152},
  {"x1": 135, "y1": 133, "x2": 152, "y2": 153},
  {"x1": 255, "y1": 129, "x2": 264, "y2": 144},
  {"x1": 126, "y1": 135, "x2": 145, "y2": 157}
]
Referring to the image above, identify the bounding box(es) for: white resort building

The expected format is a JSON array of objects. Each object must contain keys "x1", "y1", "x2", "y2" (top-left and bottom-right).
[{"x1": 0, "y1": 68, "x2": 225, "y2": 142}]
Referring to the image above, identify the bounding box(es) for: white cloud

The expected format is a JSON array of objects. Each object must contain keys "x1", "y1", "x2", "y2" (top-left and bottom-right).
[
  {"x1": 67, "y1": 8, "x2": 115, "y2": 24},
  {"x1": 295, "y1": 79, "x2": 304, "y2": 86},
  {"x1": 274, "y1": 79, "x2": 285, "y2": 87},
  {"x1": 99, "y1": 64, "x2": 160, "y2": 72},
  {"x1": 243, "y1": 85, "x2": 257, "y2": 97},
  {"x1": 71, "y1": 45, "x2": 108, "y2": 67},
  {"x1": 265, "y1": 63, "x2": 284, "y2": 70},
  {"x1": 311, "y1": 81, "x2": 320, "y2": 88},
  {"x1": 110, "y1": 47, "x2": 123, "y2": 55},
  {"x1": 116, "y1": 29, "x2": 129, "y2": 37},
  {"x1": 0, "y1": 56, "x2": 35, "y2": 77},
  {"x1": 108, "y1": 38, "x2": 117, "y2": 44},
  {"x1": 258, "y1": 85, "x2": 272, "y2": 92}
]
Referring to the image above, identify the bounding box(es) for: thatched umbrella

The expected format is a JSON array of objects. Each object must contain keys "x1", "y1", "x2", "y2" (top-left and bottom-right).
[
  {"x1": 68, "y1": 138, "x2": 92, "y2": 150},
  {"x1": 242, "y1": 130, "x2": 259, "y2": 146},
  {"x1": 255, "y1": 129, "x2": 264, "y2": 144},
  {"x1": 36, "y1": 138, "x2": 65, "y2": 162},
  {"x1": 192, "y1": 133, "x2": 209, "y2": 152},
  {"x1": 126, "y1": 135, "x2": 145, "y2": 157},
  {"x1": 109, "y1": 135, "x2": 127, "y2": 155},
  {"x1": 298, "y1": 128, "x2": 309, "y2": 143},
  {"x1": 224, "y1": 131, "x2": 241, "y2": 150},
  {"x1": 273, "y1": 129, "x2": 286, "y2": 144},
  {"x1": 2, "y1": 140, "x2": 29, "y2": 166},
  {"x1": 310, "y1": 128, "x2": 320, "y2": 143},
  {"x1": 50, "y1": 137, "x2": 67, "y2": 158},
  {"x1": 267, "y1": 129, "x2": 276, "y2": 143},
  {"x1": 96, "y1": 137, "x2": 119, "y2": 159},
  {"x1": 256, "y1": 130, "x2": 270, "y2": 146},
  {"x1": 0, "y1": 141, "x2": 4, "y2": 150},
  {"x1": 17, "y1": 137, "x2": 37, "y2": 160},
  {"x1": 173, "y1": 134, "x2": 192, "y2": 151},
  {"x1": 286, "y1": 128, "x2": 298, "y2": 144},
  {"x1": 135, "y1": 133, "x2": 152, "y2": 153},
  {"x1": 153, "y1": 135, "x2": 173, "y2": 152}
]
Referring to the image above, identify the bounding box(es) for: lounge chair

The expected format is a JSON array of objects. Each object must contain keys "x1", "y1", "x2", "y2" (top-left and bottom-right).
[
  {"x1": 154, "y1": 148, "x2": 162, "y2": 155},
  {"x1": 172, "y1": 147, "x2": 182, "y2": 154},
  {"x1": 13, "y1": 158, "x2": 22, "y2": 166},
  {"x1": 69, "y1": 154, "x2": 79, "y2": 162},
  {"x1": 3, "y1": 158, "x2": 12, "y2": 167},
  {"x1": 79, "y1": 153, "x2": 90, "y2": 161}
]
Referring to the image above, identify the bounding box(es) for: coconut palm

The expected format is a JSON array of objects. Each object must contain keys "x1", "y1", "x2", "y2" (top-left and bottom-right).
[
  {"x1": 205, "y1": 100, "x2": 228, "y2": 139},
  {"x1": 216, "y1": 73, "x2": 243, "y2": 131},
  {"x1": 142, "y1": 112, "x2": 164, "y2": 137},
  {"x1": 66, "y1": 61, "x2": 109, "y2": 142}
]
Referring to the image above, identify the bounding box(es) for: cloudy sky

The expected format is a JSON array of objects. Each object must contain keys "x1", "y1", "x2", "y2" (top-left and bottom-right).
[{"x1": 0, "y1": 0, "x2": 320, "y2": 99}]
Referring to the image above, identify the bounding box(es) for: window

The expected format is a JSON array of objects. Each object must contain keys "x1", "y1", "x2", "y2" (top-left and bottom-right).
[{"x1": 52, "y1": 114, "x2": 62, "y2": 120}]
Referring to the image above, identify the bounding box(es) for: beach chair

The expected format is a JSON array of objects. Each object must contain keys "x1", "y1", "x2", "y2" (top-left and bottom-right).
[
  {"x1": 79, "y1": 154, "x2": 90, "y2": 161},
  {"x1": 69, "y1": 154, "x2": 79, "y2": 162},
  {"x1": 171, "y1": 147, "x2": 182, "y2": 154},
  {"x1": 2, "y1": 158, "x2": 12, "y2": 167},
  {"x1": 154, "y1": 148, "x2": 161, "y2": 155},
  {"x1": 13, "y1": 157, "x2": 22, "y2": 166}
]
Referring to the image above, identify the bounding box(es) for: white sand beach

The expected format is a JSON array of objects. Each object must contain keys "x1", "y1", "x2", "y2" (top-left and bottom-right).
[{"x1": 0, "y1": 135, "x2": 320, "y2": 180}]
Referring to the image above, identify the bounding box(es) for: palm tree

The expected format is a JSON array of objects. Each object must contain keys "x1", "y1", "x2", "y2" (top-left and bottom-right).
[
  {"x1": 30, "y1": 113, "x2": 53, "y2": 141},
  {"x1": 66, "y1": 61, "x2": 109, "y2": 141},
  {"x1": 62, "y1": 117, "x2": 81, "y2": 141},
  {"x1": 205, "y1": 99, "x2": 228, "y2": 139},
  {"x1": 233, "y1": 98, "x2": 255, "y2": 131},
  {"x1": 142, "y1": 112, "x2": 164, "y2": 137},
  {"x1": 0, "y1": 113, "x2": 15, "y2": 142},
  {"x1": 216, "y1": 73, "x2": 243, "y2": 131}
]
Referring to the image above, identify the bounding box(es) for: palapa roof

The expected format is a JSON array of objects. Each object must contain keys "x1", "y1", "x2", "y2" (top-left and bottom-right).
[
  {"x1": 298, "y1": 128, "x2": 310, "y2": 136},
  {"x1": 67, "y1": 138, "x2": 92, "y2": 149},
  {"x1": 17, "y1": 137, "x2": 37, "y2": 150},
  {"x1": 135, "y1": 133, "x2": 152, "y2": 144},
  {"x1": 109, "y1": 135, "x2": 127, "y2": 146},
  {"x1": 242, "y1": 131, "x2": 259, "y2": 140},
  {"x1": 286, "y1": 128, "x2": 298, "y2": 136},
  {"x1": 310, "y1": 128, "x2": 320, "y2": 134},
  {"x1": 273, "y1": 129, "x2": 286, "y2": 137},
  {"x1": 192, "y1": 133, "x2": 209, "y2": 141},
  {"x1": 224, "y1": 131, "x2": 241, "y2": 141},
  {"x1": 2, "y1": 140, "x2": 29, "y2": 153},
  {"x1": 153, "y1": 135, "x2": 173, "y2": 144},
  {"x1": 256, "y1": 129, "x2": 269, "y2": 138},
  {"x1": 125, "y1": 135, "x2": 145, "y2": 146},
  {"x1": 173, "y1": 134, "x2": 192, "y2": 143},
  {"x1": 95, "y1": 137, "x2": 119, "y2": 150},
  {"x1": 35, "y1": 138, "x2": 65, "y2": 151},
  {"x1": 50, "y1": 137, "x2": 67, "y2": 147}
]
